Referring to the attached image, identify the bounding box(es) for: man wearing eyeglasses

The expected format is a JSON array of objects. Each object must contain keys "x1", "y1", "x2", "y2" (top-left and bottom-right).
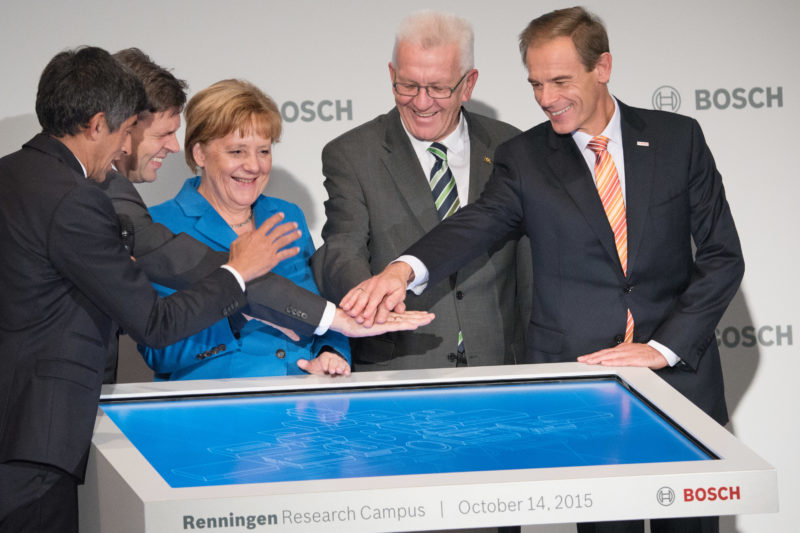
[{"x1": 312, "y1": 10, "x2": 532, "y2": 372}]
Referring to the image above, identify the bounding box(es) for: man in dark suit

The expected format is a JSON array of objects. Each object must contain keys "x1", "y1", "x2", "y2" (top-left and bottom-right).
[
  {"x1": 0, "y1": 46, "x2": 283, "y2": 533},
  {"x1": 0, "y1": 47, "x2": 432, "y2": 532},
  {"x1": 342, "y1": 8, "x2": 743, "y2": 533},
  {"x1": 312, "y1": 10, "x2": 531, "y2": 371}
]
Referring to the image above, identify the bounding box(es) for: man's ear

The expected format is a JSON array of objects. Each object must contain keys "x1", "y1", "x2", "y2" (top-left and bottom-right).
[
  {"x1": 84, "y1": 112, "x2": 107, "y2": 140},
  {"x1": 594, "y1": 52, "x2": 613, "y2": 84}
]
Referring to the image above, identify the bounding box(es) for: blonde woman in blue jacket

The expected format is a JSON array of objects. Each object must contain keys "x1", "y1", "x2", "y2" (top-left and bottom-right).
[{"x1": 140, "y1": 79, "x2": 350, "y2": 380}]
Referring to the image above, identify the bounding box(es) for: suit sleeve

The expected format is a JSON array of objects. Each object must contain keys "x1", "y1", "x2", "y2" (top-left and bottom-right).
[
  {"x1": 100, "y1": 172, "x2": 326, "y2": 334},
  {"x1": 310, "y1": 141, "x2": 375, "y2": 303},
  {"x1": 98, "y1": 171, "x2": 228, "y2": 287},
  {"x1": 49, "y1": 185, "x2": 246, "y2": 349},
  {"x1": 138, "y1": 294, "x2": 237, "y2": 375},
  {"x1": 286, "y1": 204, "x2": 350, "y2": 358},
  {"x1": 650, "y1": 119, "x2": 744, "y2": 368},
  {"x1": 406, "y1": 143, "x2": 527, "y2": 287}
]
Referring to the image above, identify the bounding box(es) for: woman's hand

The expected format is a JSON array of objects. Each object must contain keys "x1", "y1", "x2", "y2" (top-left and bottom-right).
[{"x1": 296, "y1": 351, "x2": 351, "y2": 376}]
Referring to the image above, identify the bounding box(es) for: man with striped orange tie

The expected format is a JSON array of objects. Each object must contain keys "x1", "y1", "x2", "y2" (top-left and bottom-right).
[{"x1": 342, "y1": 8, "x2": 743, "y2": 532}]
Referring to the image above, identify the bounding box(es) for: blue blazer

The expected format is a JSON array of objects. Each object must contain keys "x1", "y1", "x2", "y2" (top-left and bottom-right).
[{"x1": 140, "y1": 176, "x2": 350, "y2": 380}]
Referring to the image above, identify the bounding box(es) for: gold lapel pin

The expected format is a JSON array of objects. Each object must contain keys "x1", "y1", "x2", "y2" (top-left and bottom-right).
[{"x1": 483, "y1": 156, "x2": 492, "y2": 164}]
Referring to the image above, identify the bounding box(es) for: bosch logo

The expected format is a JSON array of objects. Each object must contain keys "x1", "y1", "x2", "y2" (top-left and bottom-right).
[
  {"x1": 696, "y1": 87, "x2": 783, "y2": 110},
  {"x1": 652, "y1": 86, "x2": 681, "y2": 112},
  {"x1": 716, "y1": 324, "x2": 793, "y2": 348},
  {"x1": 281, "y1": 99, "x2": 353, "y2": 123},
  {"x1": 684, "y1": 486, "x2": 741, "y2": 502},
  {"x1": 656, "y1": 487, "x2": 675, "y2": 506}
]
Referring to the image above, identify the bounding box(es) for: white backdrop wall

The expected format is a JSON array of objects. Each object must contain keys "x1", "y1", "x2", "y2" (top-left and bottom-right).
[{"x1": 1, "y1": 1, "x2": 797, "y2": 531}]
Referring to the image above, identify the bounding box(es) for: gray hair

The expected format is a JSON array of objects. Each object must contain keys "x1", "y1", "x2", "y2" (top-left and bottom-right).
[{"x1": 392, "y1": 10, "x2": 474, "y2": 72}]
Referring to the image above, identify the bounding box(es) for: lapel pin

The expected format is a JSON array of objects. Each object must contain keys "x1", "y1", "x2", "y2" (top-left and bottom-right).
[
  {"x1": 483, "y1": 156, "x2": 492, "y2": 164},
  {"x1": 637, "y1": 141, "x2": 650, "y2": 147}
]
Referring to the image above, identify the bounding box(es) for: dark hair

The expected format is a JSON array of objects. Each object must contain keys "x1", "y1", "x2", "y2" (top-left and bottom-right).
[
  {"x1": 519, "y1": 6, "x2": 609, "y2": 70},
  {"x1": 113, "y1": 48, "x2": 187, "y2": 114},
  {"x1": 35, "y1": 46, "x2": 147, "y2": 137}
]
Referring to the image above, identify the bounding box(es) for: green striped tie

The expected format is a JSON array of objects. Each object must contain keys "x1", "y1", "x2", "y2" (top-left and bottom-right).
[
  {"x1": 428, "y1": 142, "x2": 465, "y2": 358},
  {"x1": 427, "y1": 142, "x2": 461, "y2": 220}
]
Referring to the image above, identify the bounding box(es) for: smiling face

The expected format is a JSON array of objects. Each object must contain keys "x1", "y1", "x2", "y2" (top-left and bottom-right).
[
  {"x1": 525, "y1": 36, "x2": 613, "y2": 136},
  {"x1": 192, "y1": 128, "x2": 272, "y2": 220},
  {"x1": 87, "y1": 114, "x2": 138, "y2": 181},
  {"x1": 390, "y1": 40, "x2": 476, "y2": 142},
  {"x1": 116, "y1": 109, "x2": 181, "y2": 183}
]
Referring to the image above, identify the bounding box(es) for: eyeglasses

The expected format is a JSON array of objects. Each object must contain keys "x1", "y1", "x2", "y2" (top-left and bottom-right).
[{"x1": 392, "y1": 71, "x2": 470, "y2": 99}]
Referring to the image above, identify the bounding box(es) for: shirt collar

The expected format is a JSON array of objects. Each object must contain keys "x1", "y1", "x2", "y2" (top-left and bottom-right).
[
  {"x1": 403, "y1": 110, "x2": 468, "y2": 158},
  {"x1": 572, "y1": 96, "x2": 622, "y2": 152}
]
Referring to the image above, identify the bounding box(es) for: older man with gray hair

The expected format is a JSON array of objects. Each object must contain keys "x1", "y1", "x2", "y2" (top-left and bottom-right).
[{"x1": 312, "y1": 10, "x2": 531, "y2": 373}]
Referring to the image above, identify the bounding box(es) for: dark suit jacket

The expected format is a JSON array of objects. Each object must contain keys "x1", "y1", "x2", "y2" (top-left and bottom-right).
[
  {"x1": 312, "y1": 108, "x2": 532, "y2": 370},
  {"x1": 97, "y1": 171, "x2": 327, "y2": 338},
  {"x1": 0, "y1": 135, "x2": 247, "y2": 479},
  {"x1": 406, "y1": 102, "x2": 744, "y2": 424}
]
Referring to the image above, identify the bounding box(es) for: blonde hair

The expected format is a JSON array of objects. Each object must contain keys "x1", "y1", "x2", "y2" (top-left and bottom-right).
[{"x1": 184, "y1": 79, "x2": 282, "y2": 173}]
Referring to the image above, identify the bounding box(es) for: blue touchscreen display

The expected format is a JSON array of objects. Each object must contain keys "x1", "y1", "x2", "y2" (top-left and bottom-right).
[{"x1": 101, "y1": 379, "x2": 711, "y2": 488}]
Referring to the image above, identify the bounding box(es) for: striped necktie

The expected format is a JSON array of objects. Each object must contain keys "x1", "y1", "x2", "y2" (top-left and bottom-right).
[
  {"x1": 427, "y1": 142, "x2": 465, "y2": 357},
  {"x1": 427, "y1": 143, "x2": 461, "y2": 220},
  {"x1": 587, "y1": 136, "x2": 634, "y2": 343}
]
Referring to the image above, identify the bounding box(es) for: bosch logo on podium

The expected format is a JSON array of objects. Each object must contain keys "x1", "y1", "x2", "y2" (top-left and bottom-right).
[
  {"x1": 684, "y1": 486, "x2": 741, "y2": 502},
  {"x1": 656, "y1": 487, "x2": 675, "y2": 506}
]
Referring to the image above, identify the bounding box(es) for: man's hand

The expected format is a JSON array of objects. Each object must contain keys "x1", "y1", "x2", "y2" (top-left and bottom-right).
[
  {"x1": 339, "y1": 262, "x2": 414, "y2": 327},
  {"x1": 296, "y1": 351, "x2": 351, "y2": 376},
  {"x1": 226, "y1": 213, "x2": 301, "y2": 281},
  {"x1": 330, "y1": 307, "x2": 433, "y2": 337},
  {"x1": 577, "y1": 343, "x2": 668, "y2": 369}
]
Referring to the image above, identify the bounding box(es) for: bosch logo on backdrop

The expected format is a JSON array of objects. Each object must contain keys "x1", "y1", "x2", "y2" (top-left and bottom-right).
[
  {"x1": 281, "y1": 99, "x2": 353, "y2": 123},
  {"x1": 653, "y1": 85, "x2": 784, "y2": 112},
  {"x1": 652, "y1": 86, "x2": 681, "y2": 112},
  {"x1": 696, "y1": 87, "x2": 783, "y2": 110},
  {"x1": 716, "y1": 324, "x2": 793, "y2": 348}
]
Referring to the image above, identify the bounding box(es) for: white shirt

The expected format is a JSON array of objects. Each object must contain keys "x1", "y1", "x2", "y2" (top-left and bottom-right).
[
  {"x1": 572, "y1": 97, "x2": 627, "y2": 203},
  {"x1": 403, "y1": 112, "x2": 471, "y2": 207}
]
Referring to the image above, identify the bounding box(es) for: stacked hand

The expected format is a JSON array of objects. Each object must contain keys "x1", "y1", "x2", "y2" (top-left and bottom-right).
[
  {"x1": 330, "y1": 307, "x2": 433, "y2": 337},
  {"x1": 339, "y1": 262, "x2": 414, "y2": 327}
]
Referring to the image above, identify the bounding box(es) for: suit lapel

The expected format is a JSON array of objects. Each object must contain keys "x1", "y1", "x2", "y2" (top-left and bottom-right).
[
  {"x1": 547, "y1": 129, "x2": 624, "y2": 275},
  {"x1": 619, "y1": 102, "x2": 654, "y2": 280},
  {"x1": 465, "y1": 110, "x2": 495, "y2": 203},
  {"x1": 382, "y1": 109, "x2": 441, "y2": 233}
]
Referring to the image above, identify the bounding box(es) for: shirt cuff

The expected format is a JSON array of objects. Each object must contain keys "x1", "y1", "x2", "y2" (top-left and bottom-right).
[
  {"x1": 396, "y1": 255, "x2": 428, "y2": 295},
  {"x1": 314, "y1": 301, "x2": 336, "y2": 336},
  {"x1": 648, "y1": 339, "x2": 680, "y2": 367},
  {"x1": 220, "y1": 265, "x2": 246, "y2": 292}
]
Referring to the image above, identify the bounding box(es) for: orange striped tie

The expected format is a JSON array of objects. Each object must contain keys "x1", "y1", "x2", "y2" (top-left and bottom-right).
[{"x1": 588, "y1": 136, "x2": 634, "y2": 343}]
